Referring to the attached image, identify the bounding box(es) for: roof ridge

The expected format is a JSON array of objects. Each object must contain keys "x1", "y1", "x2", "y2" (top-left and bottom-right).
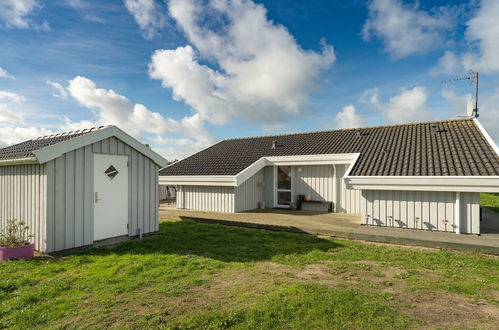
[
  {"x1": 34, "y1": 125, "x2": 110, "y2": 141},
  {"x1": 222, "y1": 118, "x2": 473, "y2": 142}
]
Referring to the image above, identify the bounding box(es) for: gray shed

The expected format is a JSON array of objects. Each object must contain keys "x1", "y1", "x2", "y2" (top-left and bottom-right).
[{"x1": 0, "y1": 126, "x2": 167, "y2": 252}]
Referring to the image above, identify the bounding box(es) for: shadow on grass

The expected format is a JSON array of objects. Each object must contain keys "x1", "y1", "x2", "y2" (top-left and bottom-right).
[{"x1": 67, "y1": 219, "x2": 343, "y2": 263}]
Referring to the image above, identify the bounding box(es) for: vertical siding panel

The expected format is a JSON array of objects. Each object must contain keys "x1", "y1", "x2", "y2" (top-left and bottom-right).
[
  {"x1": 45, "y1": 161, "x2": 56, "y2": 252},
  {"x1": 74, "y1": 148, "x2": 85, "y2": 247},
  {"x1": 130, "y1": 149, "x2": 138, "y2": 235},
  {"x1": 83, "y1": 145, "x2": 94, "y2": 246},
  {"x1": 65, "y1": 151, "x2": 76, "y2": 249},
  {"x1": 143, "y1": 157, "x2": 150, "y2": 234},
  {"x1": 54, "y1": 156, "x2": 66, "y2": 251},
  {"x1": 109, "y1": 137, "x2": 118, "y2": 154}
]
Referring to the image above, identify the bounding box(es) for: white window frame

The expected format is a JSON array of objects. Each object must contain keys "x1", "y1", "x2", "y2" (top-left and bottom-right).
[{"x1": 274, "y1": 165, "x2": 293, "y2": 208}]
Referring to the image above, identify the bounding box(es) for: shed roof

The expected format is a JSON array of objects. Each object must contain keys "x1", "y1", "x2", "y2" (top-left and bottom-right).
[
  {"x1": 160, "y1": 119, "x2": 499, "y2": 177},
  {"x1": 0, "y1": 127, "x2": 108, "y2": 160},
  {"x1": 0, "y1": 126, "x2": 168, "y2": 167}
]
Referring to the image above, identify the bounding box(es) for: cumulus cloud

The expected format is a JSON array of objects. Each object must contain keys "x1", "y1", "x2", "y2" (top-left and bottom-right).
[
  {"x1": 149, "y1": 0, "x2": 335, "y2": 127},
  {"x1": 0, "y1": 0, "x2": 49, "y2": 30},
  {"x1": 47, "y1": 80, "x2": 69, "y2": 98},
  {"x1": 335, "y1": 105, "x2": 364, "y2": 129},
  {"x1": 362, "y1": 0, "x2": 454, "y2": 59},
  {"x1": 124, "y1": 0, "x2": 168, "y2": 39},
  {"x1": 442, "y1": 88, "x2": 499, "y2": 142},
  {"x1": 0, "y1": 127, "x2": 55, "y2": 147},
  {"x1": 365, "y1": 86, "x2": 435, "y2": 124},
  {"x1": 0, "y1": 67, "x2": 14, "y2": 80},
  {"x1": 434, "y1": 0, "x2": 499, "y2": 74},
  {"x1": 0, "y1": 104, "x2": 23, "y2": 123},
  {"x1": 0, "y1": 91, "x2": 26, "y2": 103},
  {"x1": 65, "y1": 76, "x2": 215, "y2": 159}
]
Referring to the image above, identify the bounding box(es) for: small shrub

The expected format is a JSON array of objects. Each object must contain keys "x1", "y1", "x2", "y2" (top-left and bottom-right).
[{"x1": 0, "y1": 219, "x2": 33, "y2": 247}]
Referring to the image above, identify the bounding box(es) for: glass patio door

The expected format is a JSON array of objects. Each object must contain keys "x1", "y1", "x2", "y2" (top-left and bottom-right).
[{"x1": 276, "y1": 166, "x2": 292, "y2": 207}]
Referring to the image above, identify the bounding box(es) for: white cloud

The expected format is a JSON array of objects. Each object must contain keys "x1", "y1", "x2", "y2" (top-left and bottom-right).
[
  {"x1": 434, "y1": 0, "x2": 499, "y2": 74},
  {"x1": 124, "y1": 0, "x2": 168, "y2": 39},
  {"x1": 362, "y1": 0, "x2": 454, "y2": 59},
  {"x1": 366, "y1": 86, "x2": 435, "y2": 124},
  {"x1": 47, "y1": 80, "x2": 69, "y2": 98},
  {"x1": 441, "y1": 89, "x2": 472, "y2": 117},
  {"x1": 149, "y1": 0, "x2": 334, "y2": 126},
  {"x1": 0, "y1": 91, "x2": 26, "y2": 103},
  {"x1": 0, "y1": 67, "x2": 14, "y2": 80},
  {"x1": 335, "y1": 105, "x2": 364, "y2": 129},
  {"x1": 0, "y1": 0, "x2": 49, "y2": 30},
  {"x1": 0, "y1": 127, "x2": 54, "y2": 148},
  {"x1": 65, "y1": 76, "x2": 215, "y2": 159},
  {"x1": 0, "y1": 104, "x2": 23, "y2": 123},
  {"x1": 442, "y1": 88, "x2": 499, "y2": 143}
]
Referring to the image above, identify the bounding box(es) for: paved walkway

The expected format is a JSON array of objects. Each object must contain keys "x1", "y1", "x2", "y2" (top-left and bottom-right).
[
  {"x1": 160, "y1": 206, "x2": 499, "y2": 255},
  {"x1": 159, "y1": 207, "x2": 361, "y2": 238}
]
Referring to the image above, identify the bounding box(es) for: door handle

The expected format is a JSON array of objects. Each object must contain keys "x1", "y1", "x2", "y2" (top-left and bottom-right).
[{"x1": 95, "y1": 192, "x2": 102, "y2": 203}]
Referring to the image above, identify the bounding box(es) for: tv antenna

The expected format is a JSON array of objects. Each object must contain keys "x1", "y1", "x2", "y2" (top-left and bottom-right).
[{"x1": 442, "y1": 70, "x2": 479, "y2": 117}]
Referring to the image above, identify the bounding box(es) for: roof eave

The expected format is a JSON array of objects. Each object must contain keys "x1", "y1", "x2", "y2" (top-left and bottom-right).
[{"x1": 0, "y1": 157, "x2": 39, "y2": 166}]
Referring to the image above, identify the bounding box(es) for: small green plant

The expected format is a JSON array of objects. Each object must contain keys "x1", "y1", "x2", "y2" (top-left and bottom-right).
[{"x1": 0, "y1": 219, "x2": 33, "y2": 248}]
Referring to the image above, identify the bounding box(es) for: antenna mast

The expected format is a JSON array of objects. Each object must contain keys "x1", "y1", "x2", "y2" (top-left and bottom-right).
[{"x1": 441, "y1": 70, "x2": 479, "y2": 117}]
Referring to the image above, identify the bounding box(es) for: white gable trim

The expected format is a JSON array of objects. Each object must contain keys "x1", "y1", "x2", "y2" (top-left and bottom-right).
[
  {"x1": 160, "y1": 153, "x2": 360, "y2": 187},
  {"x1": 33, "y1": 126, "x2": 167, "y2": 167},
  {"x1": 344, "y1": 176, "x2": 499, "y2": 192},
  {"x1": 474, "y1": 118, "x2": 499, "y2": 156}
]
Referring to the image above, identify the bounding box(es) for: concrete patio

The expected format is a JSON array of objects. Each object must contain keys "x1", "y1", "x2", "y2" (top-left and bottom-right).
[{"x1": 159, "y1": 204, "x2": 499, "y2": 255}]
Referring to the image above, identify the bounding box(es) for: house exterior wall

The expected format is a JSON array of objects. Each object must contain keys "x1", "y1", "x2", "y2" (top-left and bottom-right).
[
  {"x1": 44, "y1": 136, "x2": 159, "y2": 252},
  {"x1": 335, "y1": 164, "x2": 362, "y2": 214},
  {"x1": 294, "y1": 165, "x2": 333, "y2": 212},
  {"x1": 0, "y1": 164, "x2": 47, "y2": 251},
  {"x1": 360, "y1": 190, "x2": 480, "y2": 234},
  {"x1": 177, "y1": 185, "x2": 235, "y2": 212},
  {"x1": 460, "y1": 192, "x2": 480, "y2": 234},
  {"x1": 235, "y1": 168, "x2": 264, "y2": 212}
]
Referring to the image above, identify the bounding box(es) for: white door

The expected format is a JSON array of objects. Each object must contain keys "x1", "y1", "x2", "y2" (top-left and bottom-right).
[{"x1": 93, "y1": 154, "x2": 129, "y2": 241}]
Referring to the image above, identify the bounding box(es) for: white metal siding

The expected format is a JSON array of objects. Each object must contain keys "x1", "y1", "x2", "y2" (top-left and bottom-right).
[
  {"x1": 460, "y1": 192, "x2": 480, "y2": 234},
  {"x1": 0, "y1": 165, "x2": 47, "y2": 251},
  {"x1": 360, "y1": 190, "x2": 480, "y2": 233},
  {"x1": 235, "y1": 169, "x2": 264, "y2": 212},
  {"x1": 177, "y1": 185, "x2": 235, "y2": 212},
  {"x1": 44, "y1": 136, "x2": 159, "y2": 252},
  {"x1": 335, "y1": 164, "x2": 362, "y2": 214},
  {"x1": 295, "y1": 165, "x2": 333, "y2": 212}
]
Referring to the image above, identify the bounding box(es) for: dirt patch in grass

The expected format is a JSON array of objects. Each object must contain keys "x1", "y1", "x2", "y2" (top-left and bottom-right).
[{"x1": 400, "y1": 292, "x2": 499, "y2": 329}]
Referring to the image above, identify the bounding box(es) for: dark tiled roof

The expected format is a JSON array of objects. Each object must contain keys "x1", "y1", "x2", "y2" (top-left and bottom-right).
[
  {"x1": 160, "y1": 119, "x2": 499, "y2": 177},
  {"x1": 0, "y1": 126, "x2": 108, "y2": 160}
]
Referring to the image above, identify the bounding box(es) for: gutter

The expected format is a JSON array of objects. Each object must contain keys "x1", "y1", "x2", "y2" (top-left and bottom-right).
[{"x1": 0, "y1": 157, "x2": 39, "y2": 166}]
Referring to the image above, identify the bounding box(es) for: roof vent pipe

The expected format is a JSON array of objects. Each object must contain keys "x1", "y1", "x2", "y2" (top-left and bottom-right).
[
  {"x1": 431, "y1": 123, "x2": 438, "y2": 134},
  {"x1": 271, "y1": 140, "x2": 277, "y2": 149}
]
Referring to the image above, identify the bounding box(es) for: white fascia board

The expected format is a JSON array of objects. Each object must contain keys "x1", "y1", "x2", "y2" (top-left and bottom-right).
[
  {"x1": 344, "y1": 176, "x2": 499, "y2": 192},
  {"x1": 33, "y1": 126, "x2": 168, "y2": 167},
  {"x1": 474, "y1": 118, "x2": 499, "y2": 156},
  {"x1": 160, "y1": 153, "x2": 359, "y2": 187},
  {"x1": 235, "y1": 153, "x2": 359, "y2": 186},
  {"x1": 159, "y1": 175, "x2": 237, "y2": 186},
  {"x1": 0, "y1": 157, "x2": 38, "y2": 166},
  {"x1": 265, "y1": 153, "x2": 359, "y2": 165}
]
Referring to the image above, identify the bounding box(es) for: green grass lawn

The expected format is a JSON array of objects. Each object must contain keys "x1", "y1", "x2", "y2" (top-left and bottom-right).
[
  {"x1": 481, "y1": 192, "x2": 499, "y2": 214},
  {"x1": 1, "y1": 220, "x2": 498, "y2": 329}
]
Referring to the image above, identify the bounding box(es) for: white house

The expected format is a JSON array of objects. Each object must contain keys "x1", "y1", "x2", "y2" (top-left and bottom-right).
[
  {"x1": 0, "y1": 126, "x2": 167, "y2": 252},
  {"x1": 160, "y1": 118, "x2": 499, "y2": 235}
]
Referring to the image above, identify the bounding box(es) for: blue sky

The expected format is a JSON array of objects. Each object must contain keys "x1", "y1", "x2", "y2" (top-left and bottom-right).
[{"x1": 0, "y1": 0, "x2": 498, "y2": 160}]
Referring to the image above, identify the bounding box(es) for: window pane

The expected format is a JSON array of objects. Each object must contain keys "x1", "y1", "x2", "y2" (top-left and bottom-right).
[
  {"x1": 278, "y1": 191, "x2": 292, "y2": 205},
  {"x1": 277, "y1": 166, "x2": 291, "y2": 190}
]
